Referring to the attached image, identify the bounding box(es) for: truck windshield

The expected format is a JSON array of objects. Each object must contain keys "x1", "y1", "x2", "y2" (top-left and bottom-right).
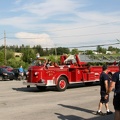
[{"x1": 31, "y1": 59, "x2": 46, "y2": 66}]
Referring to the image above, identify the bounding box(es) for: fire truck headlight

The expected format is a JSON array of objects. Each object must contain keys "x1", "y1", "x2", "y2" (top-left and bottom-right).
[{"x1": 34, "y1": 72, "x2": 39, "y2": 75}]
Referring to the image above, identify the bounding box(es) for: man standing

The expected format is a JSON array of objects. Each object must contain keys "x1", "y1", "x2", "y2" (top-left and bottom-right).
[
  {"x1": 19, "y1": 65, "x2": 24, "y2": 77},
  {"x1": 106, "y1": 62, "x2": 120, "y2": 120},
  {"x1": 96, "y1": 65, "x2": 113, "y2": 115}
]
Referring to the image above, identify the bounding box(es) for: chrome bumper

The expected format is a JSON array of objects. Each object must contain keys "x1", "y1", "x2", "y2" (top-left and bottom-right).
[
  {"x1": 23, "y1": 82, "x2": 46, "y2": 86},
  {"x1": 23, "y1": 80, "x2": 56, "y2": 86}
]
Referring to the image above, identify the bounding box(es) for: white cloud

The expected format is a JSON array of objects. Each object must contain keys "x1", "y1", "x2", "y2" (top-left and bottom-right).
[
  {"x1": 0, "y1": 16, "x2": 38, "y2": 29},
  {"x1": 14, "y1": 0, "x2": 22, "y2": 5},
  {"x1": 12, "y1": 0, "x2": 85, "y2": 19},
  {"x1": 15, "y1": 32, "x2": 54, "y2": 48}
]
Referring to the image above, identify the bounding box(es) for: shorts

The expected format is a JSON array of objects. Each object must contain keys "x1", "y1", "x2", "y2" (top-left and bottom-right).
[
  {"x1": 100, "y1": 91, "x2": 109, "y2": 103},
  {"x1": 113, "y1": 93, "x2": 120, "y2": 110}
]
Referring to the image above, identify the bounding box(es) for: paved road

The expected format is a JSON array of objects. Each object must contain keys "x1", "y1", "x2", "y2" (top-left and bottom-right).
[{"x1": 0, "y1": 80, "x2": 115, "y2": 120}]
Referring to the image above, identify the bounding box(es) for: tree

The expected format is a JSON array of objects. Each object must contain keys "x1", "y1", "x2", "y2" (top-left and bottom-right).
[
  {"x1": 0, "y1": 50, "x2": 4, "y2": 65},
  {"x1": 86, "y1": 50, "x2": 93, "y2": 55},
  {"x1": 33, "y1": 45, "x2": 44, "y2": 56},
  {"x1": 22, "y1": 46, "x2": 36, "y2": 63},
  {"x1": 56, "y1": 47, "x2": 70, "y2": 55},
  {"x1": 96, "y1": 45, "x2": 106, "y2": 54},
  {"x1": 97, "y1": 45, "x2": 102, "y2": 53},
  {"x1": 108, "y1": 46, "x2": 114, "y2": 51},
  {"x1": 71, "y1": 48, "x2": 79, "y2": 54},
  {"x1": 6, "y1": 49, "x2": 14, "y2": 60}
]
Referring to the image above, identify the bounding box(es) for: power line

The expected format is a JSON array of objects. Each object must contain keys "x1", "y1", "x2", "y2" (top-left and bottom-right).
[
  {"x1": 5, "y1": 31, "x2": 120, "y2": 39},
  {"x1": 41, "y1": 20, "x2": 120, "y2": 32},
  {"x1": 6, "y1": 37, "x2": 38, "y2": 39},
  {"x1": 51, "y1": 31, "x2": 120, "y2": 38},
  {"x1": 35, "y1": 42, "x2": 120, "y2": 49},
  {"x1": 13, "y1": 42, "x2": 119, "y2": 49},
  {"x1": 4, "y1": 20, "x2": 120, "y2": 34},
  {"x1": 64, "y1": 42, "x2": 120, "y2": 48},
  {"x1": 0, "y1": 41, "x2": 118, "y2": 49}
]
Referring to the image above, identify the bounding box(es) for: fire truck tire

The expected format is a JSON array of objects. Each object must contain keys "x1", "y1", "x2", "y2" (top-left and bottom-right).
[
  {"x1": 56, "y1": 76, "x2": 68, "y2": 92},
  {"x1": 85, "y1": 82, "x2": 93, "y2": 86},
  {"x1": 37, "y1": 86, "x2": 46, "y2": 91}
]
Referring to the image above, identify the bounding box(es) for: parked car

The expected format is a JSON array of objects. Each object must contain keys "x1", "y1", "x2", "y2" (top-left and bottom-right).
[
  {"x1": 12, "y1": 68, "x2": 27, "y2": 80},
  {"x1": 0, "y1": 68, "x2": 14, "y2": 80},
  {"x1": 0, "y1": 66, "x2": 13, "y2": 72}
]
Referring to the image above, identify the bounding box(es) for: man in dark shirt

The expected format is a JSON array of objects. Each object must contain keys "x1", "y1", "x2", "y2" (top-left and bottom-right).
[
  {"x1": 106, "y1": 62, "x2": 120, "y2": 120},
  {"x1": 96, "y1": 65, "x2": 113, "y2": 115}
]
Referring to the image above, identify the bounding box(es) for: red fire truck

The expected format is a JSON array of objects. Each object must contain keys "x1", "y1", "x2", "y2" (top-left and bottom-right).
[{"x1": 23, "y1": 54, "x2": 119, "y2": 91}]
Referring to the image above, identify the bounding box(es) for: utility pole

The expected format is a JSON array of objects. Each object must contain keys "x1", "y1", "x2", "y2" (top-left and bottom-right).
[
  {"x1": 4, "y1": 31, "x2": 6, "y2": 65},
  {"x1": 54, "y1": 44, "x2": 57, "y2": 62}
]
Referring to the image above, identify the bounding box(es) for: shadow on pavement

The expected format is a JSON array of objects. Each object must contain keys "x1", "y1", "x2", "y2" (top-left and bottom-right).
[
  {"x1": 12, "y1": 82, "x2": 100, "y2": 93},
  {"x1": 12, "y1": 87, "x2": 41, "y2": 92},
  {"x1": 55, "y1": 113, "x2": 84, "y2": 120},
  {"x1": 56, "y1": 104, "x2": 114, "y2": 120},
  {"x1": 12, "y1": 86, "x2": 57, "y2": 93}
]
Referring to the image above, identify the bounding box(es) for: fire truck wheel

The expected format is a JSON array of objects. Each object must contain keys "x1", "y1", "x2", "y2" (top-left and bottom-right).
[
  {"x1": 85, "y1": 82, "x2": 93, "y2": 86},
  {"x1": 57, "y1": 77, "x2": 68, "y2": 92},
  {"x1": 37, "y1": 86, "x2": 46, "y2": 91}
]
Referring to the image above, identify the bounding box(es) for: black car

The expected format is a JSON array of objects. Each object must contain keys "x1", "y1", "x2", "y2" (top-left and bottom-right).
[{"x1": 0, "y1": 68, "x2": 14, "y2": 80}]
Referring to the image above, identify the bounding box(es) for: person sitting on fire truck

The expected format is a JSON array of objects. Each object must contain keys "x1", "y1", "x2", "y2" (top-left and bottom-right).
[
  {"x1": 37, "y1": 61, "x2": 42, "y2": 66},
  {"x1": 46, "y1": 59, "x2": 51, "y2": 68}
]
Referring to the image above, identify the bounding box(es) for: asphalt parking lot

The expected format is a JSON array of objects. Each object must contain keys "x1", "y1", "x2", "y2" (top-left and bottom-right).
[{"x1": 0, "y1": 80, "x2": 115, "y2": 120}]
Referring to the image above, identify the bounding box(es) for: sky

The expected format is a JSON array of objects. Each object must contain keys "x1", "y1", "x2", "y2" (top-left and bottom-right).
[{"x1": 0, "y1": 0, "x2": 120, "y2": 50}]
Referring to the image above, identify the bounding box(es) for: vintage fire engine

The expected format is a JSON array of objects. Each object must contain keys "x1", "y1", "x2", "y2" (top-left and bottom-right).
[{"x1": 23, "y1": 54, "x2": 119, "y2": 91}]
